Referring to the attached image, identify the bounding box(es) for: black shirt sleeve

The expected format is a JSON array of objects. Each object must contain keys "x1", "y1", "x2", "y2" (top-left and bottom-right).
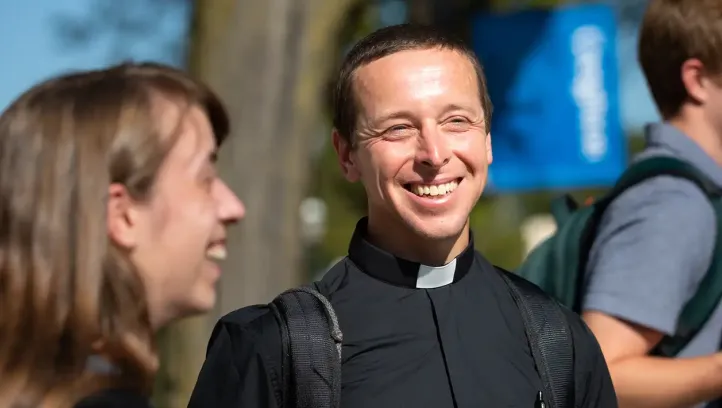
[
  {"x1": 189, "y1": 307, "x2": 281, "y2": 408},
  {"x1": 565, "y1": 308, "x2": 618, "y2": 407}
]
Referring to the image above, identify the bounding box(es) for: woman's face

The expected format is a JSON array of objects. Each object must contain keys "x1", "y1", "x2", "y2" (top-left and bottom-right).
[{"x1": 107, "y1": 98, "x2": 245, "y2": 329}]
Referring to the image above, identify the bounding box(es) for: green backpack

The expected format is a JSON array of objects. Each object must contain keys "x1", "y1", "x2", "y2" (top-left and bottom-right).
[{"x1": 516, "y1": 156, "x2": 722, "y2": 356}]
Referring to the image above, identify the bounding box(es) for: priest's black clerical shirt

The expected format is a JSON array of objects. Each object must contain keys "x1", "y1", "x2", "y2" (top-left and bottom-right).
[{"x1": 189, "y1": 218, "x2": 617, "y2": 407}]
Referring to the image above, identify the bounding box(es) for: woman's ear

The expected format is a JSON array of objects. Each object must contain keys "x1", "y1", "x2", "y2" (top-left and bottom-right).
[{"x1": 106, "y1": 183, "x2": 139, "y2": 249}]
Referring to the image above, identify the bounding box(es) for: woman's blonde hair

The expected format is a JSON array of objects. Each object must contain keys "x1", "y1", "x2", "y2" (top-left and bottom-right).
[{"x1": 0, "y1": 62, "x2": 229, "y2": 407}]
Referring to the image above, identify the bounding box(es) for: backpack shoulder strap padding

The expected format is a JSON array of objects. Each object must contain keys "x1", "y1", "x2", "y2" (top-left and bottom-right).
[
  {"x1": 270, "y1": 284, "x2": 343, "y2": 408},
  {"x1": 498, "y1": 267, "x2": 575, "y2": 408}
]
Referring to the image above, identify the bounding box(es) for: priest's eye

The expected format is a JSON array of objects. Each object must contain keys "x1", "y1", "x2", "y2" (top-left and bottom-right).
[
  {"x1": 444, "y1": 117, "x2": 471, "y2": 132},
  {"x1": 384, "y1": 124, "x2": 416, "y2": 139},
  {"x1": 389, "y1": 124, "x2": 410, "y2": 132}
]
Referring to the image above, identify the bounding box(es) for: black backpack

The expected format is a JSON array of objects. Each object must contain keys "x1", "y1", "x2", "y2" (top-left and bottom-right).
[{"x1": 268, "y1": 267, "x2": 576, "y2": 408}]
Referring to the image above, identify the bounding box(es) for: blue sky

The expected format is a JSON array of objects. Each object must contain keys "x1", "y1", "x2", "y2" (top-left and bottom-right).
[
  {"x1": 0, "y1": 0, "x2": 658, "y2": 132},
  {"x1": 0, "y1": 0, "x2": 191, "y2": 109}
]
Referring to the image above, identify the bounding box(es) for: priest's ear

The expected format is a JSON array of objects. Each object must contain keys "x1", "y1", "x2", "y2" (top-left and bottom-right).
[{"x1": 332, "y1": 129, "x2": 360, "y2": 182}]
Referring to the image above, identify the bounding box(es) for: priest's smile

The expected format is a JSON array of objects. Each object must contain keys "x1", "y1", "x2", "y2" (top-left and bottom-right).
[{"x1": 402, "y1": 177, "x2": 463, "y2": 208}]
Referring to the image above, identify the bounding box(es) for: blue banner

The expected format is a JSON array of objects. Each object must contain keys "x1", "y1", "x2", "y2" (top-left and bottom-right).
[{"x1": 472, "y1": 3, "x2": 625, "y2": 192}]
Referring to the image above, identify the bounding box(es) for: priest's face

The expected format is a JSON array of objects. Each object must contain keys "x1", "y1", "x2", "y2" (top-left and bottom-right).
[{"x1": 334, "y1": 48, "x2": 493, "y2": 241}]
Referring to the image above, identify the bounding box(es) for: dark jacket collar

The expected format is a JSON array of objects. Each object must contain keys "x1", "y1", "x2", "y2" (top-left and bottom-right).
[{"x1": 347, "y1": 217, "x2": 475, "y2": 288}]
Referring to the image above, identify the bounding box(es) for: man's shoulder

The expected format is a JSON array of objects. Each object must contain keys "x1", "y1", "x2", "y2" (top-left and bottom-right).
[
  {"x1": 219, "y1": 304, "x2": 272, "y2": 328},
  {"x1": 600, "y1": 156, "x2": 716, "y2": 239},
  {"x1": 615, "y1": 150, "x2": 716, "y2": 213},
  {"x1": 591, "y1": 151, "x2": 718, "y2": 264},
  {"x1": 194, "y1": 306, "x2": 285, "y2": 408},
  {"x1": 614, "y1": 173, "x2": 712, "y2": 210},
  {"x1": 316, "y1": 256, "x2": 355, "y2": 294},
  {"x1": 211, "y1": 304, "x2": 280, "y2": 354}
]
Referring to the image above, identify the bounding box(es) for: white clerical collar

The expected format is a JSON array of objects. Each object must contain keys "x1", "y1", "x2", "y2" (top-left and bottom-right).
[{"x1": 416, "y1": 259, "x2": 458, "y2": 288}]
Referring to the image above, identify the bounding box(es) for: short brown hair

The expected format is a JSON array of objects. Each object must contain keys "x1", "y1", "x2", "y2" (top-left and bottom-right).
[
  {"x1": 0, "y1": 62, "x2": 228, "y2": 407},
  {"x1": 332, "y1": 23, "x2": 493, "y2": 144},
  {"x1": 638, "y1": 0, "x2": 722, "y2": 118}
]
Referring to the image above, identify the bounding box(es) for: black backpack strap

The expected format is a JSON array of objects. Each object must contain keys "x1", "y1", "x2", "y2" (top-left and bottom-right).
[
  {"x1": 498, "y1": 268, "x2": 575, "y2": 408},
  {"x1": 269, "y1": 283, "x2": 343, "y2": 408}
]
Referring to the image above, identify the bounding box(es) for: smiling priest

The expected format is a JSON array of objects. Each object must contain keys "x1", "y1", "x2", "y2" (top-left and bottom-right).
[{"x1": 189, "y1": 24, "x2": 618, "y2": 408}]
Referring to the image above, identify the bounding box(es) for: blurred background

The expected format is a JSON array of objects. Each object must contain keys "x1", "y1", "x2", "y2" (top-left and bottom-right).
[{"x1": 0, "y1": 0, "x2": 655, "y2": 406}]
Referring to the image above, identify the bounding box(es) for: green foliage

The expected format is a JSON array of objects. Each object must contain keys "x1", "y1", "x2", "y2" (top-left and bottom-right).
[
  {"x1": 309, "y1": 138, "x2": 366, "y2": 267},
  {"x1": 469, "y1": 196, "x2": 525, "y2": 269}
]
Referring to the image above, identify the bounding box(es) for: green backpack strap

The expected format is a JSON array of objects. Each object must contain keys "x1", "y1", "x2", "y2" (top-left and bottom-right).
[
  {"x1": 655, "y1": 213, "x2": 722, "y2": 357},
  {"x1": 605, "y1": 156, "x2": 720, "y2": 205},
  {"x1": 619, "y1": 158, "x2": 722, "y2": 357}
]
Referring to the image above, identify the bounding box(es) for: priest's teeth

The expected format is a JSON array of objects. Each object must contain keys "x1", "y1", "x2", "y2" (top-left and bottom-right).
[
  {"x1": 206, "y1": 245, "x2": 227, "y2": 261},
  {"x1": 411, "y1": 181, "x2": 458, "y2": 197}
]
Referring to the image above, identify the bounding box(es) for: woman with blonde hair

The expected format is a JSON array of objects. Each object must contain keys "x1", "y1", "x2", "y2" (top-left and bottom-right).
[{"x1": 0, "y1": 62, "x2": 245, "y2": 407}]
